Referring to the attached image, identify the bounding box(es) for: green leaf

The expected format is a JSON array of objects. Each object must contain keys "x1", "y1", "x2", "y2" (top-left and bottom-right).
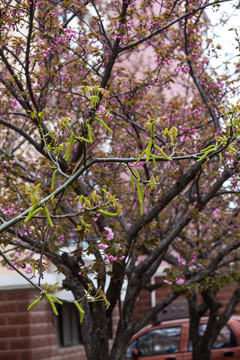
[
  {"x1": 94, "y1": 116, "x2": 112, "y2": 133},
  {"x1": 218, "y1": 152, "x2": 222, "y2": 165},
  {"x1": 135, "y1": 149, "x2": 146, "y2": 165},
  {"x1": 77, "y1": 136, "x2": 92, "y2": 144},
  {"x1": 43, "y1": 206, "x2": 54, "y2": 227},
  {"x1": 96, "y1": 209, "x2": 118, "y2": 216},
  {"x1": 87, "y1": 124, "x2": 94, "y2": 143},
  {"x1": 92, "y1": 190, "x2": 96, "y2": 202},
  {"x1": 45, "y1": 293, "x2": 59, "y2": 315},
  {"x1": 169, "y1": 126, "x2": 178, "y2": 144},
  {"x1": 24, "y1": 203, "x2": 38, "y2": 223},
  {"x1": 51, "y1": 169, "x2": 58, "y2": 190},
  {"x1": 131, "y1": 167, "x2": 140, "y2": 180},
  {"x1": 153, "y1": 144, "x2": 172, "y2": 161},
  {"x1": 228, "y1": 145, "x2": 237, "y2": 153},
  {"x1": 136, "y1": 180, "x2": 144, "y2": 215},
  {"x1": 131, "y1": 173, "x2": 134, "y2": 190},
  {"x1": 49, "y1": 295, "x2": 63, "y2": 305},
  {"x1": 24, "y1": 206, "x2": 43, "y2": 223},
  {"x1": 150, "y1": 153, "x2": 156, "y2": 167},
  {"x1": 28, "y1": 296, "x2": 42, "y2": 311},
  {"x1": 140, "y1": 183, "x2": 144, "y2": 203},
  {"x1": 200, "y1": 144, "x2": 216, "y2": 152},
  {"x1": 146, "y1": 139, "x2": 153, "y2": 162},
  {"x1": 74, "y1": 301, "x2": 85, "y2": 323},
  {"x1": 197, "y1": 148, "x2": 216, "y2": 162},
  {"x1": 64, "y1": 136, "x2": 77, "y2": 160}
]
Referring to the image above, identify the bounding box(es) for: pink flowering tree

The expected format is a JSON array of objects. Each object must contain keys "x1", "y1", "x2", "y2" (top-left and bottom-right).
[
  {"x1": 160, "y1": 202, "x2": 240, "y2": 360},
  {"x1": 0, "y1": 1, "x2": 240, "y2": 360}
]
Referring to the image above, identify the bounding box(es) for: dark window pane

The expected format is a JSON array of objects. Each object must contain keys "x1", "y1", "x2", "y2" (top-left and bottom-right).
[
  {"x1": 57, "y1": 303, "x2": 82, "y2": 347},
  {"x1": 189, "y1": 324, "x2": 237, "y2": 351},
  {"x1": 125, "y1": 340, "x2": 137, "y2": 359},
  {"x1": 213, "y1": 325, "x2": 237, "y2": 349},
  {"x1": 134, "y1": 326, "x2": 181, "y2": 356}
]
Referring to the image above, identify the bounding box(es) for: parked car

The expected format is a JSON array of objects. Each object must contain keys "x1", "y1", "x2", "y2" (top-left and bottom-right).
[{"x1": 125, "y1": 316, "x2": 240, "y2": 359}]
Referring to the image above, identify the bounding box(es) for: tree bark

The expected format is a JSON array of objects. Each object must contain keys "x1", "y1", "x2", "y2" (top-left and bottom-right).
[
  {"x1": 62, "y1": 277, "x2": 109, "y2": 360},
  {"x1": 192, "y1": 346, "x2": 211, "y2": 360}
]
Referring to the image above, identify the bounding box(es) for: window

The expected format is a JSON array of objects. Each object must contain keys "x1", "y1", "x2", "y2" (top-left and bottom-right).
[
  {"x1": 157, "y1": 299, "x2": 189, "y2": 322},
  {"x1": 57, "y1": 303, "x2": 82, "y2": 347},
  {"x1": 212, "y1": 325, "x2": 237, "y2": 349},
  {"x1": 189, "y1": 324, "x2": 237, "y2": 351},
  {"x1": 125, "y1": 326, "x2": 182, "y2": 358}
]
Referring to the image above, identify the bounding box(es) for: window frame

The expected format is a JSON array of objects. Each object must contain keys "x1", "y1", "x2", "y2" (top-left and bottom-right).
[
  {"x1": 188, "y1": 323, "x2": 237, "y2": 352},
  {"x1": 57, "y1": 302, "x2": 83, "y2": 347}
]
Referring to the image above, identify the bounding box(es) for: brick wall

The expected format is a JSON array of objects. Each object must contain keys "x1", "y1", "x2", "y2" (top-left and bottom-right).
[
  {"x1": 134, "y1": 277, "x2": 240, "y2": 323},
  {"x1": 133, "y1": 288, "x2": 152, "y2": 323},
  {"x1": 2, "y1": 282, "x2": 239, "y2": 359},
  {"x1": 0, "y1": 288, "x2": 87, "y2": 360},
  {"x1": 216, "y1": 284, "x2": 240, "y2": 315}
]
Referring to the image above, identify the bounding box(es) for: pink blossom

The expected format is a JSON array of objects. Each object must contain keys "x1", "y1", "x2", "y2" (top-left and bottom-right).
[
  {"x1": 25, "y1": 266, "x2": 33, "y2": 274},
  {"x1": 189, "y1": 252, "x2": 197, "y2": 265},
  {"x1": 98, "y1": 243, "x2": 109, "y2": 250},
  {"x1": 164, "y1": 280, "x2": 172, "y2": 285},
  {"x1": 104, "y1": 227, "x2": 114, "y2": 241},
  {"x1": 177, "y1": 255, "x2": 186, "y2": 265},
  {"x1": 213, "y1": 208, "x2": 221, "y2": 219},
  {"x1": 105, "y1": 254, "x2": 117, "y2": 261},
  {"x1": 176, "y1": 278, "x2": 185, "y2": 285}
]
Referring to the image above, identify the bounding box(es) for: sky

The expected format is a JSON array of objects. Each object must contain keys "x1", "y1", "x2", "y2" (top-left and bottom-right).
[{"x1": 206, "y1": 1, "x2": 240, "y2": 103}]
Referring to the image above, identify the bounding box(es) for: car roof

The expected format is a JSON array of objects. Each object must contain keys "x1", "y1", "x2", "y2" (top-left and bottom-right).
[
  {"x1": 153, "y1": 315, "x2": 240, "y2": 327},
  {"x1": 230, "y1": 315, "x2": 240, "y2": 322},
  {"x1": 158, "y1": 317, "x2": 190, "y2": 325},
  {"x1": 132, "y1": 315, "x2": 239, "y2": 341}
]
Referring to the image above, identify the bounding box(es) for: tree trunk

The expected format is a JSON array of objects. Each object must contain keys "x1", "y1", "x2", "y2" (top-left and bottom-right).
[
  {"x1": 62, "y1": 277, "x2": 110, "y2": 360},
  {"x1": 90, "y1": 300, "x2": 110, "y2": 360},
  {"x1": 192, "y1": 346, "x2": 211, "y2": 360},
  {"x1": 110, "y1": 326, "x2": 134, "y2": 360}
]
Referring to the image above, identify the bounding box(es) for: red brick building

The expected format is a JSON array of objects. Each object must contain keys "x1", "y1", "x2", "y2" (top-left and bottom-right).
[
  {"x1": 0, "y1": 287, "x2": 87, "y2": 360},
  {"x1": 134, "y1": 276, "x2": 240, "y2": 323},
  {"x1": 1, "y1": 273, "x2": 240, "y2": 360}
]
